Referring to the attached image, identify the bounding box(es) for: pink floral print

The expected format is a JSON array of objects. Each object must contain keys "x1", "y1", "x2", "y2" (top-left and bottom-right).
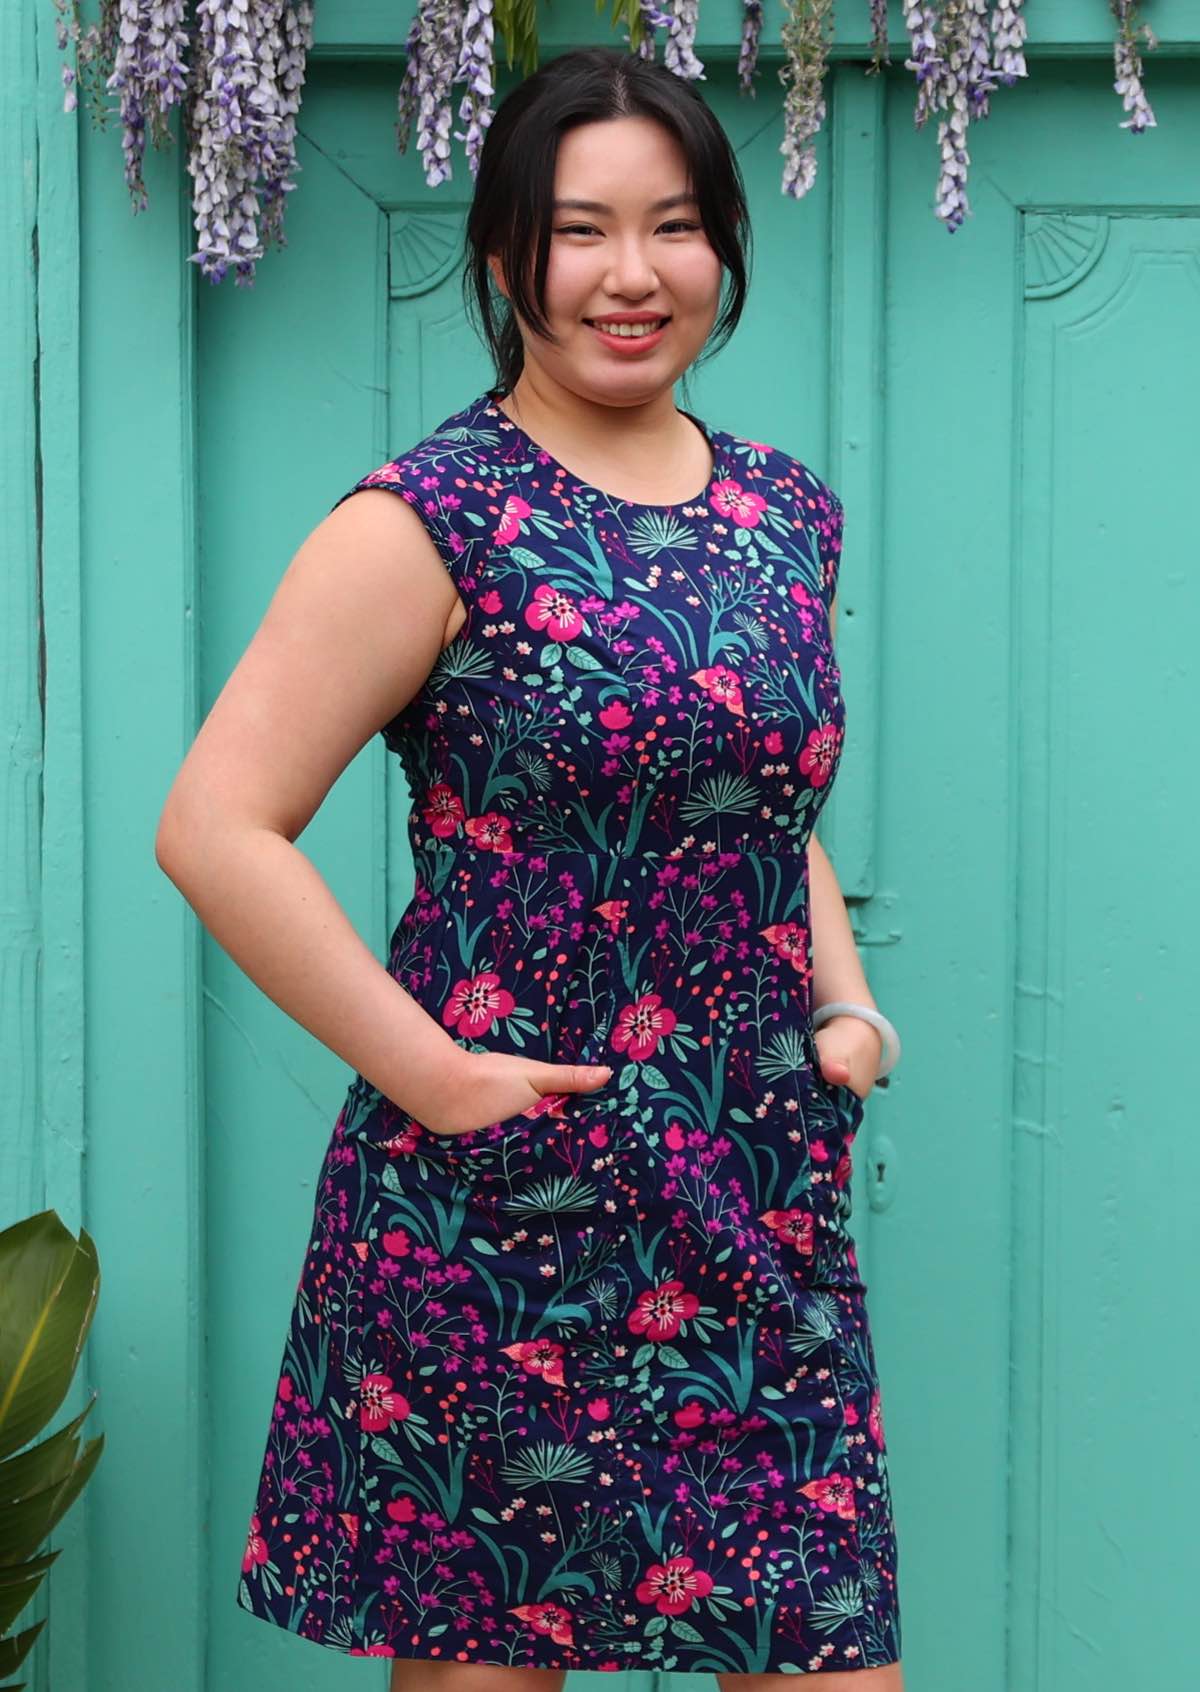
[{"x1": 235, "y1": 391, "x2": 901, "y2": 1674}]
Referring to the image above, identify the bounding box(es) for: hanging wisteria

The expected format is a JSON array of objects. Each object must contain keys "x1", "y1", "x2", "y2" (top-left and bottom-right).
[{"x1": 51, "y1": 1, "x2": 1161, "y2": 286}]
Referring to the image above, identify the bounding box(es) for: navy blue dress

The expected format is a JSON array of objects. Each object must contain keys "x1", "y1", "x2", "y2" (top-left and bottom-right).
[{"x1": 236, "y1": 390, "x2": 902, "y2": 1674}]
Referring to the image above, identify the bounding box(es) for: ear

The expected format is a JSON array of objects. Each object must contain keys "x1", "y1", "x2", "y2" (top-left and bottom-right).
[{"x1": 488, "y1": 252, "x2": 510, "y2": 301}]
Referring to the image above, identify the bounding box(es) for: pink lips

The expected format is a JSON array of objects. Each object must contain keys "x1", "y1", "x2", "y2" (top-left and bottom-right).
[{"x1": 586, "y1": 317, "x2": 670, "y2": 353}]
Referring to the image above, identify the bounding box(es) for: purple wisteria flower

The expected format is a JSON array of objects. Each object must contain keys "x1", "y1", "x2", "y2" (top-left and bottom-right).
[
  {"x1": 991, "y1": 0, "x2": 1029, "y2": 86},
  {"x1": 1110, "y1": 0, "x2": 1158, "y2": 132},
  {"x1": 185, "y1": 0, "x2": 263, "y2": 283},
  {"x1": 662, "y1": 0, "x2": 705, "y2": 82},
  {"x1": 631, "y1": 2, "x2": 674, "y2": 65},
  {"x1": 409, "y1": 0, "x2": 466, "y2": 188},
  {"x1": 453, "y1": 1, "x2": 495, "y2": 175},
  {"x1": 395, "y1": 5, "x2": 424, "y2": 156},
  {"x1": 738, "y1": 1, "x2": 763, "y2": 96},
  {"x1": 184, "y1": 1, "x2": 313, "y2": 285},
  {"x1": 53, "y1": 0, "x2": 118, "y2": 117},
  {"x1": 932, "y1": 1, "x2": 972, "y2": 232},
  {"x1": 962, "y1": 0, "x2": 999, "y2": 119},
  {"x1": 252, "y1": 1, "x2": 314, "y2": 251},
  {"x1": 904, "y1": 0, "x2": 980, "y2": 233},
  {"x1": 778, "y1": 0, "x2": 833, "y2": 200},
  {"x1": 902, "y1": 0, "x2": 942, "y2": 130},
  {"x1": 106, "y1": 1, "x2": 155, "y2": 211},
  {"x1": 867, "y1": 0, "x2": 891, "y2": 75},
  {"x1": 96, "y1": 1, "x2": 190, "y2": 209},
  {"x1": 52, "y1": 0, "x2": 1167, "y2": 280}
]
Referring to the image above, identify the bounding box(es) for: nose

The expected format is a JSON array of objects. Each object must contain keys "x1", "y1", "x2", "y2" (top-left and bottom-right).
[{"x1": 605, "y1": 233, "x2": 659, "y2": 299}]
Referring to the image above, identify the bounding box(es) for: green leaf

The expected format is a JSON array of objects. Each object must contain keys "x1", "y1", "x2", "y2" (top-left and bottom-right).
[
  {"x1": 563, "y1": 643, "x2": 603, "y2": 670},
  {"x1": 0, "y1": 1212, "x2": 101, "y2": 1463},
  {"x1": 507, "y1": 545, "x2": 549, "y2": 572},
  {"x1": 500, "y1": 1440, "x2": 595, "y2": 1487}
]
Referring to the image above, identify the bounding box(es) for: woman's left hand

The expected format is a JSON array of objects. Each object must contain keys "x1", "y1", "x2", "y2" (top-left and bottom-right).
[{"x1": 814, "y1": 1014, "x2": 884, "y2": 1101}]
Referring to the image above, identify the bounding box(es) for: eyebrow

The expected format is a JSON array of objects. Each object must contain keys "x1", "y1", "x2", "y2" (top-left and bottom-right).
[{"x1": 552, "y1": 195, "x2": 699, "y2": 214}]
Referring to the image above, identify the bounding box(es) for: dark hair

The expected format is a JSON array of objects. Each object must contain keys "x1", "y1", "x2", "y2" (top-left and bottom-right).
[{"x1": 462, "y1": 46, "x2": 753, "y2": 407}]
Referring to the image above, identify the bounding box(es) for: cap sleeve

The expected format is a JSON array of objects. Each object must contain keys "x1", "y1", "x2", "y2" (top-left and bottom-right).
[
  {"x1": 818, "y1": 486, "x2": 846, "y2": 616},
  {"x1": 329, "y1": 441, "x2": 488, "y2": 593}
]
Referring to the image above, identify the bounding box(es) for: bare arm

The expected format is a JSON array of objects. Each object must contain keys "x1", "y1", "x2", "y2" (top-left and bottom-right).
[
  {"x1": 808, "y1": 589, "x2": 883, "y2": 1095},
  {"x1": 154, "y1": 489, "x2": 610, "y2": 1133}
]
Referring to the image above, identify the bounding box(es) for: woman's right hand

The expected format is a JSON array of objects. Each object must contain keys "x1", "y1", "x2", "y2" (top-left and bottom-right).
[{"x1": 422, "y1": 1049, "x2": 614, "y2": 1138}]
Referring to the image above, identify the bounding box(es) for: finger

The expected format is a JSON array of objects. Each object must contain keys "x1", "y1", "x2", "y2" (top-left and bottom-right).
[{"x1": 542, "y1": 1062, "x2": 613, "y2": 1093}]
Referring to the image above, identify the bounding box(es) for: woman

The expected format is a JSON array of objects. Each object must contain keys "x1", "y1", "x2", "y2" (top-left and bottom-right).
[{"x1": 157, "y1": 44, "x2": 904, "y2": 1689}]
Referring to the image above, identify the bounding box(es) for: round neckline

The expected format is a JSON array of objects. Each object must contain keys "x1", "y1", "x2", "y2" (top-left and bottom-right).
[{"x1": 480, "y1": 389, "x2": 724, "y2": 513}]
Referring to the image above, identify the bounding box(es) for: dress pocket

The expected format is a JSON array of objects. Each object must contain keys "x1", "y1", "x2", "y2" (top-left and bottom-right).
[
  {"x1": 813, "y1": 1072, "x2": 867, "y2": 1135},
  {"x1": 424, "y1": 1087, "x2": 566, "y2": 1152},
  {"x1": 801, "y1": 1027, "x2": 869, "y2": 1137},
  {"x1": 433, "y1": 1084, "x2": 606, "y2": 1207}
]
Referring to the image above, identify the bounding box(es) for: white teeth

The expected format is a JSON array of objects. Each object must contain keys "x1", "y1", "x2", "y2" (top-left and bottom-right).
[{"x1": 590, "y1": 319, "x2": 666, "y2": 338}]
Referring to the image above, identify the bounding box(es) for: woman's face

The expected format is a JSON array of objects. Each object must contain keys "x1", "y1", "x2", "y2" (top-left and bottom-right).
[{"x1": 491, "y1": 115, "x2": 724, "y2": 406}]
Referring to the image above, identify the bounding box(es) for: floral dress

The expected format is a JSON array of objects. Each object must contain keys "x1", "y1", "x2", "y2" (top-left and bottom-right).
[{"x1": 235, "y1": 389, "x2": 902, "y2": 1674}]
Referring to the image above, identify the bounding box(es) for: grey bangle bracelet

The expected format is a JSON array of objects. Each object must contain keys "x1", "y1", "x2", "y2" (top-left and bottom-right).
[{"x1": 811, "y1": 1001, "x2": 901, "y2": 1082}]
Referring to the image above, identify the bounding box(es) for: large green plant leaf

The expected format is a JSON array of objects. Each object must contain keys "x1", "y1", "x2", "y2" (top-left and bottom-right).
[
  {"x1": 0, "y1": 1401, "x2": 98, "y2": 1507},
  {"x1": 0, "y1": 1435, "x2": 103, "y2": 1570},
  {"x1": 0, "y1": 1210, "x2": 104, "y2": 1659},
  {"x1": 0, "y1": 1559, "x2": 54, "y2": 1639},
  {"x1": 0, "y1": 1611, "x2": 45, "y2": 1683},
  {"x1": 0, "y1": 1213, "x2": 99, "y2": 1463}
]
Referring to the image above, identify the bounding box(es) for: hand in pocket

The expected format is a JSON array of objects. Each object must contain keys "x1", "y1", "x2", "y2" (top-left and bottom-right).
[{"x1": 424, "y1": 1049, "x2": 614, "y2": 1138}]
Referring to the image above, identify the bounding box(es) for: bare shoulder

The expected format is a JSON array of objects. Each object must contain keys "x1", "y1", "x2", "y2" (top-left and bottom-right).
[{"x1": 156, "y1": 486, "x2": 463, "y2": 852}]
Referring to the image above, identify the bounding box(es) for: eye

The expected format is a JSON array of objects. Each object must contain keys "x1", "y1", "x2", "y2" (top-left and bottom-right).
[{"x1": 554, "y1": 221, "x2": 701, "y2": 237}]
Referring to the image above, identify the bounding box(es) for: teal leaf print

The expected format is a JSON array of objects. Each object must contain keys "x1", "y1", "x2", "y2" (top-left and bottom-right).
[
  {"x1": 508, "y1": 544, "x2": 552, "y2": 573},
  {"x1": 430, "y1": 639, "x2": 495, "y2": 689},
  {"x1": 504, "y1": 1173, "x2": 600, "y2": 1218},
  {"x1": 628, "y1": 510, "x2": 701, "y2": 557},
  {"x1": 678, "y1": 771, "x2": 760, "y2": 828},
  {"x1": 756, "y1": 1027, "x2": 809, "y2": 1082},
  {"x1": 500, "y1": 1441, "x2": 595, "y2": 1488},
  {"x1": 238, "y1": 393, "x2": 899, "y2": 1676},
  {"x1": 807, "y1": 1576, "x2": 868, "y2": 1633},
  {"x1": 563, "y1": 644, "x2": 603, "y2": 670}
]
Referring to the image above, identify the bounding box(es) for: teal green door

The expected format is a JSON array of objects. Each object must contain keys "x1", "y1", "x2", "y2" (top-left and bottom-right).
[
  {"x1": 876, "y1": 55, "x2": 1200, "y2": 1692},
  {"x1": 196, "y1": 44, "x2": 1200, "y2": 1692}
]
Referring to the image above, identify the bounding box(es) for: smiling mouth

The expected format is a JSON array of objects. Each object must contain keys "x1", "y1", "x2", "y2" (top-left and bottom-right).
[{"x1": 584, "y1": 317, "x2": 671, "y2": 338}]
